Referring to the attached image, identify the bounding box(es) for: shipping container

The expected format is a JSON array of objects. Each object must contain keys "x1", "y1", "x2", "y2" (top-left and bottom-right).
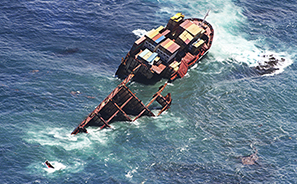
[
  {"x1": 138, "y1": 49, "x2": 151, "y2": 59},
  {"x1": 164, "y1": 40, "x2": 174, "y2": 49},
  {"x1": 156, "y1": 25, "x2": 164, "y2": 32},
  {"x1": 151, "y1": 63, "x2": 166, "y2": 74},
  {"x1": 187, "y1": 24, "x2": 203, "y2": 38},
  {"x1": 179, "y1": 19, "x2": 190, "y2": 29},
  {"x1": 155, "y1": 35, "x2": 166, "y2": 44},
  {"x1": 152, "y1": 33, "x2": 162, "y2": 41},
  {"x1": 167, "y1": 43, "x2": 180, "y2": 54},
  {"x1": 135, "y1": 36, "x2": 146, "y2": 45},
  {"x1": 153, "y1": 56, "x2": 161, "y2": 65},
  {"x1": 146, "y1": 29, "x2": 159, "y2": 39},
  {"x1": 161, "y1": 29, "x2": 171, "y2": 37},
  {"x1": 147, "y1": 52, "x2": 158, "y2": 64},
  {"x1": 143, "y1": 51, "x2": 153, "y2": 60},
  {"x1": 160, "y1": 38, "x2": 172, "y2": 47},
  {"x1": 193, "y1": 39, "x2": 205, "y2": 48},
  {"x1": 184, "y1": 21, "x2": 193, "y2": 29}
]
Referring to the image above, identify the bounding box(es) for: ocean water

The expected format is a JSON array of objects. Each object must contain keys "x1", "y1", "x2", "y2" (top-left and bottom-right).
[{"x1": 1, "y1": 0, "x2": 297, "y2": 183}]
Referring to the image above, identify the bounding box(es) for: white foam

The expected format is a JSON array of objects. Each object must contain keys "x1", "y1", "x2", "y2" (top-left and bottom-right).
[
  {"x1": 255, "y1": 52, "x2": 293, "y2": 76},
  {"x1": 211, "y1": 7, "x2": 293, "y2": 74},
  {"x1": 132, "y1": 29, "x2": 147, "y2": 38},
  {"x1": 204, "y1": 3, "x2": 260, "y2": 65},
  {"x1": 153, "y1": 112, "x2": 185, "y2": 130},
  {"x1": 43, "y1": 161, "x2": 66, "y2": 173},
  {"x1": 86, "y1": 127, "x2": 113, "y2": 144},
  {"x1": 125, "y1": 167, "x2": 138, "y2": 178},
  {"x1": 25, "y1": 126, "x2": 111, "y2": 151},
  {"x1": 158, "y1": 1, "x2": 255, "y2": 64},
  {"x1": 130, "y1": 119, "x2": 141, "y2": 126},
  {"x1": 167, "y1": 82, "x2": 174, "y2": 86}
]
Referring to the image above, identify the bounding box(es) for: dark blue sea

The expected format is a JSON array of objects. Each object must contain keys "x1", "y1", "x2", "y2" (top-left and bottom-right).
[{"x1": 1, "y1": 0, "x2": 297, "y2": 183}]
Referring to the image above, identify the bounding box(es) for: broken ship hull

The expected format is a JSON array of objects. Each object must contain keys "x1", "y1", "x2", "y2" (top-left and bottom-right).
[
  {"x1": 72, "y1": 13, "x2": 213, "y2": 134},
  {"x1": 71, "y1": 68, "x2": 172, "y2": 135}
]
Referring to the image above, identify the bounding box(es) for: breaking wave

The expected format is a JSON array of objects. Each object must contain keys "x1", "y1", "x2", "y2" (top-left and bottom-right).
[
  {"x1": 132, "y1": 29, "x2": 147, "y2": 38},
  {"x1": 43, "y1": 161, "x2": 66, "y2": 173},
  {"x1": 154, "y1": 0, "x2": 293, "y2": 74}
]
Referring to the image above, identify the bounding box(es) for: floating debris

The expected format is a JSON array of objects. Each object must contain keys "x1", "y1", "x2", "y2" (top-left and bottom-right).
[
  {"x1": 241, "y1": 147, "x2": 259, "y2": 165},
  {"x1": 55, "y1": 47, "x2": 79, "y2": 56},
  {"x1": 45, "y1": 160, "x2": 54, "y2": 169},
  {"x1": 30, "y1": 70, "x2": 39, "y2": 73}
]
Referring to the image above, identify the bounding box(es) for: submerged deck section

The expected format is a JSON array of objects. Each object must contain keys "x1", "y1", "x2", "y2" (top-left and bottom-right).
[{"x1": 71, "y1": 72, "x2": 172, "y2": 135}]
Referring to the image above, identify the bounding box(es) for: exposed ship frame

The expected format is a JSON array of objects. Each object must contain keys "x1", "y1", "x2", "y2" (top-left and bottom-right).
[{"x1": 71, "y1": 66, "x2": 172, "y2": 135}]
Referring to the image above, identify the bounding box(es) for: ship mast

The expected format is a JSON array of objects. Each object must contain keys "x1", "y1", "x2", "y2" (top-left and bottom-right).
[{"x1": 200, "y1": 9, "x2": 211, "y2": 27}]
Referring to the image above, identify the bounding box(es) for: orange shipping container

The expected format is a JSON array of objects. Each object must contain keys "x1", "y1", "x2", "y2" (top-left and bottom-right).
[{"x1": 152, "y1": 33, "x2": 162, "y2": 41}]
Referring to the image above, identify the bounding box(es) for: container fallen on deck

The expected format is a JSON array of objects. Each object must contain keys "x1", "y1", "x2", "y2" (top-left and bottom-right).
[{"x1": 71, "y1": 68, "x2": 172, "y2": 135}]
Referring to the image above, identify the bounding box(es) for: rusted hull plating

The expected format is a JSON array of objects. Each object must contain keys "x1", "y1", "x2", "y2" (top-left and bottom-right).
[{"x1": 71, "y1": 71, "x2": 171, "y2": 135}]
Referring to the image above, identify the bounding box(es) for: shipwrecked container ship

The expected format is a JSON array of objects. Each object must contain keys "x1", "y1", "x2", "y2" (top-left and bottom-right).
[
  {"x1": 72, "y1": 13, "x2": 214, "y2": 134},
  {"x1": 116, "y1": 12, "x2": 214, "y2": 82}
]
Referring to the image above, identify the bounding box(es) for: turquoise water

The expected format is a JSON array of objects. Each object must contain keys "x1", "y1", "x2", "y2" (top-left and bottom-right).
[{"x1": 1, "y1": 0, "x2": 297, "y2": 183}]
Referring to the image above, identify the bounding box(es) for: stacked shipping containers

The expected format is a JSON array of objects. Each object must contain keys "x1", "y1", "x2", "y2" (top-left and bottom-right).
[
  {"x1": 190, "y1": 39, "x2": 205, "y2": 55},
  {"x1": 176, "y1": 19, "x2": 206, "y2": 51},
  {"x1": 156, "y1": 38, "x2": 180, "y2": 64},
  {"x1": 166, "y1": 13, "x2": 184, "y2": 30},
  {"x1": 144, "y1": 26, "x2": 166, "y2": 52},
  {"x1": 137, "y1": 49, "x2": 159, "y2": 65},
  {"x1": 126, "y1": 13, "x2": 208, "y2": 80}
]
